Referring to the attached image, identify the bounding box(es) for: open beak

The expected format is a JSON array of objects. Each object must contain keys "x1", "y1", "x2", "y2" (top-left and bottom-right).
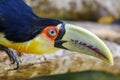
[{"x1": 55, "y1": 24, "x2": 113, "y2": 64}]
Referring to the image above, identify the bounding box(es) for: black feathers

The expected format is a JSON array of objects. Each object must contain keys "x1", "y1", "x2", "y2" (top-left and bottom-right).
[{"x1": 0, "y1": 0, "x2": 63, "y2": 42}]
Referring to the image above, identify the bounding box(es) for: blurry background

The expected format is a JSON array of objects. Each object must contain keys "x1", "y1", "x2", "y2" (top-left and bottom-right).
[
  {"x1": 0, "y1": 0, "x2": 120, "y2": 80},
  {"x1": 24, "y1": 0, "x2": 120, "y2": 24}
]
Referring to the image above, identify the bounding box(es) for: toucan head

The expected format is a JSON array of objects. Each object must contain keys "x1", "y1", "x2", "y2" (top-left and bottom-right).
[{"x1": 39, "y1": 19, "x2": 113, "y2": 64}]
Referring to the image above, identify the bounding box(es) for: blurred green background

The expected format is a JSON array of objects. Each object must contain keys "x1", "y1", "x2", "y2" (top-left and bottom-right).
[{"x1": 28, "y1": 71, "x2": 120, "y2": 80}]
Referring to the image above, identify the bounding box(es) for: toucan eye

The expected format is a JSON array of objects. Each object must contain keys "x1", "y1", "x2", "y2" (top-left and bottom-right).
[
  {"x1": 41, "y1": 26, "x2": 59, "y2": 40},
  {"x1": 48, "y1": 29, "x2": 57, "y2": 36}
]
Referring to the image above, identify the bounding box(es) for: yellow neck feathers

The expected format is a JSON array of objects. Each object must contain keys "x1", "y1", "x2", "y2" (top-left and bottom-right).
[{"x1": 0, "y1": 34, "x2": 59, "y2": 54}]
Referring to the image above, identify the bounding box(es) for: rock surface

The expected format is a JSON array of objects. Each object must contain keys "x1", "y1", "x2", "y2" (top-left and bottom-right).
[{"x1": 0, "y1": 41, "x2": 120, "y2": 80}]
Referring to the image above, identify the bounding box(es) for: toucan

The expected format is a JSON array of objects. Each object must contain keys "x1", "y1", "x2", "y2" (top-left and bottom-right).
[{"x1": 0, "y1": 0, "x2": 113, "y2": 69}]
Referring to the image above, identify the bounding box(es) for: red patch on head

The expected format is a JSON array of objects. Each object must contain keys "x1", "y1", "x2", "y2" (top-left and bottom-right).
[{"x1": 41, "y1": 26, "x2": 59, "y2": 40}]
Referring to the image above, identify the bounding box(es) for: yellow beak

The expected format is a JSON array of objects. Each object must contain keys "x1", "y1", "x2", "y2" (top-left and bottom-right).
[{"x1": 55, "y1": 24, "x2": 113, "y2": 64}]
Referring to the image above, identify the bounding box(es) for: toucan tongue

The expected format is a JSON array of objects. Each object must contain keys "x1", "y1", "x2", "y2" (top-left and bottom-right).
[{"x1": 60, "y1": 24, "x2": 113, "y2": 64}]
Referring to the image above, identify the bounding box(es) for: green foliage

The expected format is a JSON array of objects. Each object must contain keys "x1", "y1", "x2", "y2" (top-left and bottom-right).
[{"x1": 27, "y1": 71, "x2": 120, "y2": 80}]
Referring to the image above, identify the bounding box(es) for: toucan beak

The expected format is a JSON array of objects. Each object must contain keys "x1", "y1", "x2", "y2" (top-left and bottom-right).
[{"x1": 55, "y1": 24, "x2": 113, "y2": 64}]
